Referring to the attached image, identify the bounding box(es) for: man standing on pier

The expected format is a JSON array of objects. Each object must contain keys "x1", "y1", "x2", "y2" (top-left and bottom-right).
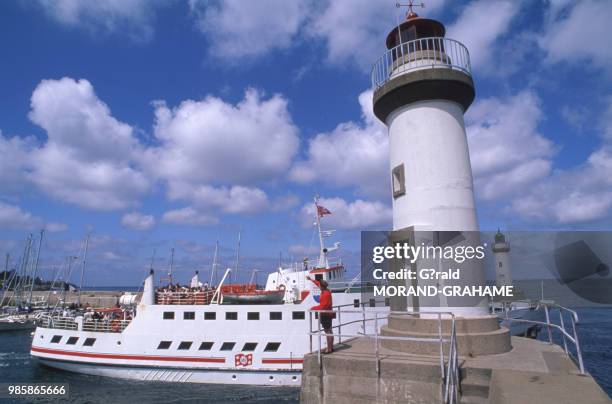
[{"x1": 307, "y1": 276, "x2": 334, "y2": 354}]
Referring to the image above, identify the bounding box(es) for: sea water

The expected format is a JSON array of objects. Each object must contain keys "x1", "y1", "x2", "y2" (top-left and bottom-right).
[{"x1": 1, "y1": 308, "x2": 610, "y2": 403}]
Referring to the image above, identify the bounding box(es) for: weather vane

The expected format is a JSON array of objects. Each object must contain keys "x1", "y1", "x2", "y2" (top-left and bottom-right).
[{"x1": 396, "y1": 1, "x2": 425, "y2": 19}]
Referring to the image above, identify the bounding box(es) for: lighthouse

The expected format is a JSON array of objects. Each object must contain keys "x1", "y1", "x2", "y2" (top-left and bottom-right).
[
  {"x1": 492, "y1": 229, "x2": 512, "y2": 287},
  {"x1": 373, "y1": 7, "x2": 489, "y2": 317}
]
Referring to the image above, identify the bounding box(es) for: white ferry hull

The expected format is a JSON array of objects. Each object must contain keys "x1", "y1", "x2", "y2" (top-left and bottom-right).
[{"x1": 37, "y1": 358, "x2": 301, "y2": 386}]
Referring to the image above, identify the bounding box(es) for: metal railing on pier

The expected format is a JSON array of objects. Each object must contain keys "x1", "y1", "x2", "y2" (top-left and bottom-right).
[
  {"x1": 309, "y1": 304, "x2": 460, "y2": 404},
  {"x1": 502, "y1": 302, "x2": 586, "y2": 374},
  {"x1": 371, "y1": 37, "x2": 472, "y2": 90}
]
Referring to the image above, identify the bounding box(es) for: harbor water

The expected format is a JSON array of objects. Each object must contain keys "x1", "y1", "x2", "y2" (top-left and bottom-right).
[{"x1": 1, "y1": 308, "x2": 610, "y2": 403}]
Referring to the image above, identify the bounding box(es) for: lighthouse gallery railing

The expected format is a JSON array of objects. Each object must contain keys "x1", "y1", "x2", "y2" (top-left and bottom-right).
[{"x1": 371, "y1": 37, "x2": 472, "y2": 90}]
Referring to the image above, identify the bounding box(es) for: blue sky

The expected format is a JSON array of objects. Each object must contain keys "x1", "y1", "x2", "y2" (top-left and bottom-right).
[{"x1": 1, "y1": 0, "x2": 611, "y2": 286}]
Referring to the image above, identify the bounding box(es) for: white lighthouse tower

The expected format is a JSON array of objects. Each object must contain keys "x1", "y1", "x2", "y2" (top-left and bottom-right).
[
  {"x1": 373, "y1": 7, "x2": 510, "y2": 357},
  {"x1": 372, "y1": 8, "x2": 489, "y2": 317},
  {"x1": 492, "y1": 229, "x2": 512, "y2": 287}
]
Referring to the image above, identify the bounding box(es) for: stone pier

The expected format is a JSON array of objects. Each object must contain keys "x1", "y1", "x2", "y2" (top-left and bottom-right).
[{"x1": 300, "y1": 336, "x2": 611, "y2": 403}]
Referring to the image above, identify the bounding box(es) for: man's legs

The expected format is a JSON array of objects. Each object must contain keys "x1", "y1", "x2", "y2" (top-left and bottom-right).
[{"x1": 324, "y1": 328, "x2": 334, "y2": 353}]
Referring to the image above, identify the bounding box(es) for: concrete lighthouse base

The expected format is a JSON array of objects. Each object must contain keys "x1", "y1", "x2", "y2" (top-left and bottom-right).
[{"x1": 380, "y1": 314, "x2": 512, "y2": 357}]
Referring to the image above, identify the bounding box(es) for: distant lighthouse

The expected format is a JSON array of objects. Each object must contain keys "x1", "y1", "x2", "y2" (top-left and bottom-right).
[
  {"x1": 373, "y1": 7, "x2": 488, "y2": 316},
  {"x1": 492, "y1": 229, "x2": 512, "y2": 287}
]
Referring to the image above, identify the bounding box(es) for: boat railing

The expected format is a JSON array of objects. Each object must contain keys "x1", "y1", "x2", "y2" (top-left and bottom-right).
[
  {"x1": 155, "y1": 289, "x2": 216, "y2": 305},
  {"x1": 82, "y1": 318, "x2": 130, "y2": 333},
  {"x1": 501, "y1": 301, "x2": 585, "y2": 374},
  {"x1": 309, "y1": 306, "x2": 460, "y2": 404},
  {"x1": 38, "y1": 315, "x2": 131, "y2": 333},
  {"x1": 38, "y1": 315, "x2": 78, "y2": 331}
]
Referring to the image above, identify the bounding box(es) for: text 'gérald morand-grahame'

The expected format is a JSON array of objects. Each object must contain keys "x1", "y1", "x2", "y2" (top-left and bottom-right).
[{"x1": 370, "y1": 243, "x2": 514, "y2": 298}]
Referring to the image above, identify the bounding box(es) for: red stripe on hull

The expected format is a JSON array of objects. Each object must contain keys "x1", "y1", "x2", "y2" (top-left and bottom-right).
[
  {"x1": 31, "y1": 346, "x2": 225, "y2": 363},
  {"x1": 261, "y1": 358, "x2": 304, "y2": 364}
]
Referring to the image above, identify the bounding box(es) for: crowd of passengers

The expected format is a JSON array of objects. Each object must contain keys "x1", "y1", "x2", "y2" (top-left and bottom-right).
[{"x1": 156, "y1": 282, "x2": 212, "y2": 293}]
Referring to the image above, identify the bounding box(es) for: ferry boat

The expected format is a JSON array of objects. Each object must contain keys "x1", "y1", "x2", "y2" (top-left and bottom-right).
[{"x1": 30, "y1": 199, "x2": 388, "y2": 385}]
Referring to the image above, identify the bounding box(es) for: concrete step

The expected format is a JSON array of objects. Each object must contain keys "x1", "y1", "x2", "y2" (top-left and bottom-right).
[
  {"x1": 388, "y1": 314, "x2": 501, "y2": 334},
  {"x1": 460, "y1": 396, "x2": 489, "y2": 404},
  {"x1": 380, "y1": 325, "x2": 512, "y2": 356},
  {"x1": 461, "y1": 377, "x2": 490, "y2": 399}
]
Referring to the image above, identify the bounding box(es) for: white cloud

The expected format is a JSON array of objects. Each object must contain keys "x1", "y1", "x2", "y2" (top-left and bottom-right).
[
  {"x1": 121, "y1": 212, "x2": 155, "y2": 230},
  {"x1": 299, "y1": 197, "x2": 391, "y2": 229},
  {"x1": 189, "y1": 0, "x2": 310, "y2": 60},
  {"x1": 45, "y1": 222, "x2": 68, "y2": 232},
  {"x1": 28, "y1": 78, "x2": 150, "y2": 210},
  {"x1": 0, "y1": 131, "x2": 35, "y2": 196},
  {"x1": 143, "y1": 88, "x2": 300, "y2": 218},
  {"x1": 539, "y1": 0, "x2": 612, "y2": 73},
  {"x1": 162, "y1": 207, "x2": 219, "y2": 227},
  {"x1": 466, "y1": 90, "x2": 556, "y2": 200},
  {"x1": 34, "y1": 0, "x2": 165, "y2": 41},
  {"x1": 290, "y1": 90, "x2": 389, "y2": 197},
  {"x1": 446, "y1": 0, "x2": 520, "y2": 73},
  {"x1": 0, "y1": 202, "x2": 42, "y2": 230},
  {"x1": 146, "y1": 89, "x2": 299, "y2": 185}
]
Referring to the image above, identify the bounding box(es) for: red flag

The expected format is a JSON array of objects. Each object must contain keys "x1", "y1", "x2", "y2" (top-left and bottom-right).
[{"x1": 317, "y1": 205, "x2": 331, "y2": 217}]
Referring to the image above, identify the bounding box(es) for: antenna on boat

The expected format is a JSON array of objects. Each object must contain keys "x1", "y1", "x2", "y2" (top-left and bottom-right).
[
  {"x1": 77, "y1": 233, "x2": 89, "y2": 307},
  {"x1": 210, "y1": 239, "x2": 219, "y2": 286}
]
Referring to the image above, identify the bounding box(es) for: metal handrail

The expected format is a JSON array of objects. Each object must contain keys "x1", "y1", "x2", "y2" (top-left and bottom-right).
[
  {"x1": 371, "y1": 37, "x2": 472, "y2": 90},
  {"x1": 309, "y1": 307, "x2": 460, "y2": 404},
  {"x1": 503, "y1": 302, "x2": 585, "y2": 374}
]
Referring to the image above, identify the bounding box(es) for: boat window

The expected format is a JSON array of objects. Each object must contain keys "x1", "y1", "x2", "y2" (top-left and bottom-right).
[
  {"x1": 178, "y1": 341, "x2": 193, "y2": 350},
  {"x1": 199, "y1": 342, "x2": 214, "y2": 350},
  {"x1": 163, "y1": 311, "x2": 175, "y2": 320},
  {"x1": 226, "y1": 312, "x2": 238, "y2": 320},
  {"x1": 242, "y1": 342, "x2": 257, "y2": 351},
  {"x1": 51, "y1": 335, "x2": 62, "y2": 344},
  {"x1": 220, "y1": 342, "x2": 235, "y2": 351},
  {"x1": 247, "y1": 312, "x2": 259, "y2": 320},
  {"x1": 204, "y1": 312, "x2": 216, "y2": 320},
  {"x1": 83, "y1": 338, "x2": 96, "y2": 347},
  {"x1": 292, "y1": 311, "x2": 305, "y2": 320},
  {"x1": 157, "y1": 341, "x2": 172, "y2": 349},
  {"x1": 183, "y1": 312, "x2": 195, "y2": 320},
  {"x1": 66, "y1": 336, "x2": 79, "y2": 345},
  {"x1": 264, "y1": 342, "x2": 281, "y2": 352},
  {"x1": 270, "y1": 312, "x2": 282, "y2": 320}
]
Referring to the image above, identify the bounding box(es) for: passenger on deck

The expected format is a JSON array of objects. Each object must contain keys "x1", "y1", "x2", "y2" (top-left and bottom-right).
[{"x1": 307, "y1": 276, "x2": 334, "y2": 354}]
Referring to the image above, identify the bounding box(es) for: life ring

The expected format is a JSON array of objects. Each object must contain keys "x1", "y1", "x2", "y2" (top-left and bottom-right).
[{"x1": 278, "y1": 284, "x2": 286, "y2": 292}]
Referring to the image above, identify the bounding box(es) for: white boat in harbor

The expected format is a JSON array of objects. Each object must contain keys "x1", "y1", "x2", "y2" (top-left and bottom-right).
[
  {"x1": 0, "y1": 313, "x2": 36, "y2": 331},
  {"x1": 30, "y1": 199, "x2": 388, "y2": 385}
]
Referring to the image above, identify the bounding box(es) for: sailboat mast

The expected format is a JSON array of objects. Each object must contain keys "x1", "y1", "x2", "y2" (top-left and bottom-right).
[
  {"x1": 28, "y1": 229, "x2": 44, "y2": 307},
  {"x1": 77, "y1": 234, "x2": 89, "y2": 306},
  {"x1": 169, "y1": 247, "x2": 175, "y2": 285},
  {"x1": 234, "y1": 230, "x2": 241, "y2": 283}
]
